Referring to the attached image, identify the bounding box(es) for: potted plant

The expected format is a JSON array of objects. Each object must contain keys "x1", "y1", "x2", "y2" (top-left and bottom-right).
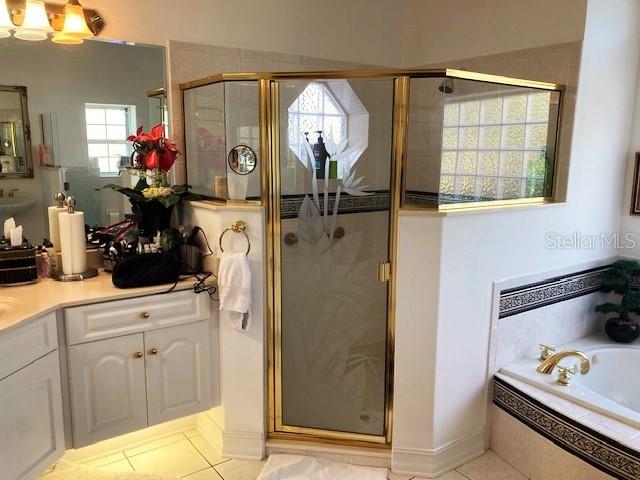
[
  {"x1": 595, "y1": 259, "x2": 640, "y2": 343},
  {"x1": 106, "y1": 124, "x2": 198, "y2": 236}
]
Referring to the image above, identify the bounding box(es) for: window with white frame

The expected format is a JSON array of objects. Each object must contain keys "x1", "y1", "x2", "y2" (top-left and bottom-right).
[
  {"x1": 287, "y1": 82, "x2": 347, "y2": 160},
  {"x1": 85, "y1": 104, "x2": 136, "y2": 177},
  {"x1": 439, "y1": 91, "x2": 553, "y2": 201}
]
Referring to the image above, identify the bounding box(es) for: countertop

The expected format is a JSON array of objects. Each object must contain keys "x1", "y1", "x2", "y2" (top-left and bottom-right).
[{"x1": 0, "y1": 272, "x2": 204, "y2": 334}]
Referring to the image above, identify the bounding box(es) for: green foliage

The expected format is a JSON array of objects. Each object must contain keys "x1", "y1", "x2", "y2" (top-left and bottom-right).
[
  {"x1": 594, "y1": 303, "x2": 620, "y2": 314},
  {"x1": 595, "y1": 260, "x2": 640, "y2": 324},
  {"x1": 103, "y1": 181, "x2": 201, "y2": 209}
]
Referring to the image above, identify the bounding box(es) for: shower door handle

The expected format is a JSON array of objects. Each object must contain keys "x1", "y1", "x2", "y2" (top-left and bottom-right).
[{"x1": 377, "y1": 262, "x2": 391, "y2": 282}]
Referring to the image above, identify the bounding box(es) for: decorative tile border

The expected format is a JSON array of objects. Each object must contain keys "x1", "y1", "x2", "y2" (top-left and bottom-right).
[
  {"x1": 280, "y1": 190, "x2": 390, "y2": 219},
  {"x1": 498, "y1": 266, "x2": 608, "y2": 318},
  {"x1": 494, "y1": 376, "x2": 640, "y2": 479},
  {"x1": 404, "y1": 190, "x2": 495, "y2": 206}
]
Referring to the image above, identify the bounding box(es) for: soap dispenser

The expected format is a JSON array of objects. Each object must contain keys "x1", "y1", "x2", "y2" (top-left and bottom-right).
[{"x1": 312, "y1": 131, "x2": 330, "y2": 179}]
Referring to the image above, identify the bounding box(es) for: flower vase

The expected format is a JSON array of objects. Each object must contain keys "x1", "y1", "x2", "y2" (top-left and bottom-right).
[{"x1": 131, "y1": 200, "x2": 173, "y2": 237}]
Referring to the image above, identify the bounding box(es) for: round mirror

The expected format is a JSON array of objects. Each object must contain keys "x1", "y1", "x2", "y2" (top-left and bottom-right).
[{"x1": 227, "y1": 144, "x2": 257, "y2": 175}]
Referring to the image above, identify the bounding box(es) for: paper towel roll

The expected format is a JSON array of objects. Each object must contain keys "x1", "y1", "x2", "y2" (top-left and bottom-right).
[
  {"x1": 48, "y1": 206, "x2": 66, "y2": 250},
  {"x1": 59, "y1": 211, "x2": 87, "y2": 275}
]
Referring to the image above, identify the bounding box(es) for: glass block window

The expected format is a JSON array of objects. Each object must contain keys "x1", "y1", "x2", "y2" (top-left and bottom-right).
[
  {"x1": 288, "y1": 82, "x2": 347, "y2": 159},
  {"x1": 439, "y1": 91, "x2": 552, "y2": 201},
  {"x1": 85, "y1": 104, "x2": 136, "y2": 177}
]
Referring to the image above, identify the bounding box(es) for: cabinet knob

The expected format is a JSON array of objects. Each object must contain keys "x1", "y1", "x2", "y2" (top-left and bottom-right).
[
  {"x1": 141, "y1": 312, "x2": 150, "y2": 319},
  {"x1": 148, "y1": 348, "x2": 158, "y2": 355},
  {"x1": 133, "y1": 351, "x2": 143, "y2": 359}
]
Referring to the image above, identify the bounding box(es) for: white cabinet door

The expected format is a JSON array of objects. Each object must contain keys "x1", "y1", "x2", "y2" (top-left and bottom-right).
[
  {"x1": 68, "y1": 334, "x2": 147, "y2": 447},
  {"x1": 145, "y1": 320, "x2": 213, "y2": 425},
  {"x1": 0, "y1": 350, "x2": 64, "y2": 480}
]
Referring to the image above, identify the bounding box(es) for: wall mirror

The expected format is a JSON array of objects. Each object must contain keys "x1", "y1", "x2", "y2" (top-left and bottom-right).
[
  {"x1": 0, "y1": 37, "x2": 165, "y2": 243},
  {"x1": 0, "y1": 86, "x2": 32, "y2": 179},
  {"x1": 228, "y1": 144, "x2": 257, "y2": 175}
]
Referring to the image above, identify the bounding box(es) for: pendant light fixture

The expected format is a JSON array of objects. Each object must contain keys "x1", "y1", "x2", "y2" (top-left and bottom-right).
[
  {"x1": 0, "y1": 0, "x2": 14, "y2": 38},
  {"x1": 52, "y1": 0, "x2": 93, "y2": 44},
  {"x1": 14, "y1": 0, "x2": 53, "y2": 41}
]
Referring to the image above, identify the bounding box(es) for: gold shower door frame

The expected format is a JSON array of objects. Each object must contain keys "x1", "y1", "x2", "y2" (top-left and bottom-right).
[
  {"x1": 263, "y1": 73, "x2": 409, "y2": 446},
  {"x1": 180, "y1": 68, "x2": 564, "y2": 446}
]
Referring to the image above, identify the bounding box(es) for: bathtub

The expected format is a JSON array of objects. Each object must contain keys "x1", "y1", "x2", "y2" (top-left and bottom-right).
[{"x1": 499, "y1": 335, "x2": 640, "y2": 429}]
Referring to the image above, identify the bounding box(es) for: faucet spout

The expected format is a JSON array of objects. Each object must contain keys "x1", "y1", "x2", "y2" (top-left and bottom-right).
[{"x1": 536, "y1": 350, "x2": 590, "y2": 375}]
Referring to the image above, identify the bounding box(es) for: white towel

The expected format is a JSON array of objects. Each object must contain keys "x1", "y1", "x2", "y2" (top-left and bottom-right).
[
  {"x1": 218, "y1": 251, "x2": 252, "y2": 330},
  {"x1": 257, "y1": 454, "x2": 388, "y2": 480}
]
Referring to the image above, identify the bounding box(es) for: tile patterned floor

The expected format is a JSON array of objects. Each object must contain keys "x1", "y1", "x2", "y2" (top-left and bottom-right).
[{"x1": 43, "y1": 431, "x2": 523, "y2": 480}]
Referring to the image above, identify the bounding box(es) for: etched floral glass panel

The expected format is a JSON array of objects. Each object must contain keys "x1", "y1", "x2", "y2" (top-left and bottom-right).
[{"x1": 279, "y1": 78, "x2": 391, "y2": 438}]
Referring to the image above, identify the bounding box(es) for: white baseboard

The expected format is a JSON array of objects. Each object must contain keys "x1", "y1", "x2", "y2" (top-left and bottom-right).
[
  {"x1": 196, "y1": 410, "x2": 224, "y2": 452},
  {"x1": 391, "y1": 430, "x2": 485, "y2": 478},
  {"x1": 196, "y1": 410, "x2": 265, "y2": 460},
  {"x1": 222, "y1": 430, "x2": 265, "y2": 460}
]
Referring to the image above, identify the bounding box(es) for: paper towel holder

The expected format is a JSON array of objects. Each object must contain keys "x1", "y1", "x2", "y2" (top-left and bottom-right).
[
  {"x1": 51, "y1": 268, "x2": 99, "y2": 282},
  {"x1": 51, "y1": 194, "x2": 100, "y2": 282}
]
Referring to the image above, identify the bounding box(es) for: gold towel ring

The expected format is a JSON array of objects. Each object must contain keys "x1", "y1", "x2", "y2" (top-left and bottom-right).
[{"x1": 219, "y1": 220, "x2": 250, "y2": 255}]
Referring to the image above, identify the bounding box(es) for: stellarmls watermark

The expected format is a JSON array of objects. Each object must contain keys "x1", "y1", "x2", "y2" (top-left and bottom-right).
[{"x1": 545, "y1": 232, "x2": 637, "y2": 249}]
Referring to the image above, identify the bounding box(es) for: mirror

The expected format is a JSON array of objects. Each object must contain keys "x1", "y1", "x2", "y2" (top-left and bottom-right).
[
  {"x1": 227, "y1": 144, "x2": 257, "y2": 175},
  {"x1": 0, "y1": 37, "x2": 165, "y2": 244},
  {"x1": 0, "y1": 86, "x2": 32, "y2": 178}
]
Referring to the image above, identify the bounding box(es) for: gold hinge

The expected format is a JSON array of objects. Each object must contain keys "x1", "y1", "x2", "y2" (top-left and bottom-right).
[{"x1": 377, "y1": 261, "x2": 391, "y2": 282}]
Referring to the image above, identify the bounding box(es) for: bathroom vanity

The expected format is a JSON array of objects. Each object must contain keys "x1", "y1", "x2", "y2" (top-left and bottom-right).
[{"x1": 0, "y1": 276, "x2": 218, "y2": 480}]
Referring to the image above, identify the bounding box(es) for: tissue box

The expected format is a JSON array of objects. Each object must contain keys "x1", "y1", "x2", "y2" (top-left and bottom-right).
[{"x1": 0, "y1": 244, "x2": 38, "y2": 286}]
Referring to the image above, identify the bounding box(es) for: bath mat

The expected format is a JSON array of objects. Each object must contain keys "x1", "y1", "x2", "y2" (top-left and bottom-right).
[
  {"x1": 256, "y1": 454, "x2": 387, "y2": 480},
  {"x1": 41, "y1": 460, "x2": 180, "y2": 480}
]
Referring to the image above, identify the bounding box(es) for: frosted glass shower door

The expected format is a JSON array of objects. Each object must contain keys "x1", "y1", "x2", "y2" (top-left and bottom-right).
[{"x1": 275, "y1": 77, "x2": 395, "y2": 439}]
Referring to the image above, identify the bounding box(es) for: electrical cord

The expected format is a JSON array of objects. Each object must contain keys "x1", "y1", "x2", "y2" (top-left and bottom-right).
[{"x1": 157, "y1": 227, "x2": 219, "y2": 300}]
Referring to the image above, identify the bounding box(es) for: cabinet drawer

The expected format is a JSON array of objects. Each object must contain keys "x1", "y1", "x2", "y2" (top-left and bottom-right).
[
  {"x1": 65, "y1": 290, "x2": 211, "y2": 345},
  {"x1": 0, "y1": 312, "x2": 58, "y2": 380}
]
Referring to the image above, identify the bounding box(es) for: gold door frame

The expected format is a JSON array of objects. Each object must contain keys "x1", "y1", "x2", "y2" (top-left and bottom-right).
[
  {"x1": 179, "y1": 69, "x2": 564, "y2": 446},
  {"x1": 264, "y1": 74, "x2": 408, "y2": 446}
]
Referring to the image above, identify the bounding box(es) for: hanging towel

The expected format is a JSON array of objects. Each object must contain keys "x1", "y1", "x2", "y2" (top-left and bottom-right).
[{"x1": 218, "y1": 251, "x2": 252, "y2": 330}]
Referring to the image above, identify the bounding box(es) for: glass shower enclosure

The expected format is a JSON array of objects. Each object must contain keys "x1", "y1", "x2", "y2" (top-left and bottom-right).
[{"x1": 181, "y1": 69, "x2": 563, "y2": 445}]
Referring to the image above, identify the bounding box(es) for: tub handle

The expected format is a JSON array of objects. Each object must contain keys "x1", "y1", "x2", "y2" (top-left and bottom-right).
[
  {"x1": 538, "y1": 344, "x2": 556, "y2": 361},
  {"x1": 556, "y1": 365, "x2": 576, "y2": 386}
]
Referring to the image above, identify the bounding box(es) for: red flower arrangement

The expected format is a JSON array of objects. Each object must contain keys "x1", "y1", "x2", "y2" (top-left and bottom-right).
[
  {"x1": 106, "y1": 124, "x2": 198, "y2": 211},
  {"x1": 127, "y1": 123, "x2": 179, "y2": 172}
]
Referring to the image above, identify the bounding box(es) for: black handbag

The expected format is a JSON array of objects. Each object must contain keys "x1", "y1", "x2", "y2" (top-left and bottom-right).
[{"x1": 112, "y1": 253, "x2": 181, "y2": 289}]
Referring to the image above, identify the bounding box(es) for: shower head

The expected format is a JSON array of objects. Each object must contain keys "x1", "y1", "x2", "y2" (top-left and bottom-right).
[{"x1": 438, "y1": 78, "x2": 454, "y2": 94}]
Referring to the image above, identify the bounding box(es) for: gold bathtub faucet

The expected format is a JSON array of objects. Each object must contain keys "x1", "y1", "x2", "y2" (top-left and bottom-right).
[{"x1": 536, "y1": 350, "x2": 590, "y2": 386}]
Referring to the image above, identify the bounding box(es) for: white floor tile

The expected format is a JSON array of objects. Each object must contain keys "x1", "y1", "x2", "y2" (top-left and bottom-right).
[
  {"x1": 456, "y1": 451, "x2": 526, "y2": 480},
  {"x1": 214, "y1": 459, "x2": 267, "y2": 480},
  {"x1": 96, "y1": 458, "x2": 135, "y2": 473},
  {"x1": 188, "y1": 434, "x2": 228, "y2": 466},
  {"x1": 185, "y1": 467, "x2": 224, "y2": 479},
  {"x1": 388, "y1": 473, "x2": 415, "y2": 480},
  {"x1": 128, "y1": 438, "x2": 210, "y2": 477},
  {"x1": 434, "y1": 471, "x2": 468, "y2": 479},
  {"x1": 124, "y1": 432, "x2": 186, "y2": 457},
  {"x1": 185, "y1": 429, "x2": 201, "y2": 439}
]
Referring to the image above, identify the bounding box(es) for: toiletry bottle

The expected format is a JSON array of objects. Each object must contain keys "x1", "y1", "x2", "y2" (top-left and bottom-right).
[
  {"x1": 329, "y1": 155, "x2": 338, "y2": 180},
  {"x1": 312, "y1": 131, "x2": 329, "y2": 179}
]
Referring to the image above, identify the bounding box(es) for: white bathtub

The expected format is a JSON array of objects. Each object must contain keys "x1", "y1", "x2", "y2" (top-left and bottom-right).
[{"x1": 499, "y1": 335, "x2": 640, "y2": 429}]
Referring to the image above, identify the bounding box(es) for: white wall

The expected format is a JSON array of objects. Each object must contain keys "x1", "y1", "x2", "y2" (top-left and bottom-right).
[
  {"x1": 180, "y1": 203, "x2": 266, "y2": 460},
  {"x1": 621, "y1": 39, "x2": 640, "y2": 256},
  {"x1": 402, "y1": 0, "x2": 587, "y2": 66},
  {"x1": 392, "y1": 0, "x2": 640, "y2": 475},
  {"x1": 82, "y1": 0, "x2": 406, "y2": 68}
]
